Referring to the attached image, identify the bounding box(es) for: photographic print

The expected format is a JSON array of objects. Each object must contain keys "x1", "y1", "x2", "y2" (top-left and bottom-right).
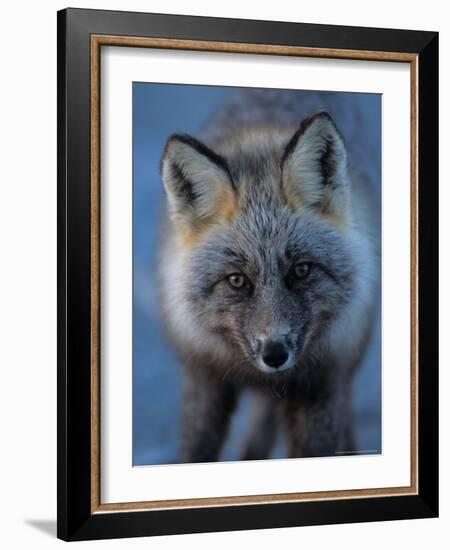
[
  {"x1": 132, "y1": 84, "x2": 382, "y2": 466},
  {"x1": 58, "y1": 9, "x2": 438, "y2": 540}
]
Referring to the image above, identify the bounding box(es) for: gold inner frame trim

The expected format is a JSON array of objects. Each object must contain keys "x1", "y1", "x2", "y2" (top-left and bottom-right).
[{"x1": 90, "y1": 34, "x2": 419, "y2": 514}]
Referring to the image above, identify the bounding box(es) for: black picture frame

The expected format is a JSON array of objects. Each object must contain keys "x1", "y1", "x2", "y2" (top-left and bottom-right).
[{"x1": 57, "y1": 7, "x2": 438, "y2": 541}]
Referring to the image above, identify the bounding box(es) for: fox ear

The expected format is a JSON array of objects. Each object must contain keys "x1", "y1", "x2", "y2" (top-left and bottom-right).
[
  {"x1": 281, "y1": 112, "x2": 349, "y2": 219},
  {"x1": 161, "y1": 134, "x2": 236, "y2": 231}
]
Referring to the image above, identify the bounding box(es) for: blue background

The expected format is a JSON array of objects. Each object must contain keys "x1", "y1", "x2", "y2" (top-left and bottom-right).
[{"x1": 132, "y1": 83, "x2": 381, "y2": 466}]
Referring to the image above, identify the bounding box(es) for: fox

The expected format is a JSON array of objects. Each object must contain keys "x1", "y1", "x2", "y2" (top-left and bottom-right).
[{"x1": 158, "y1": 89, "x2": 379, "y2": 463}]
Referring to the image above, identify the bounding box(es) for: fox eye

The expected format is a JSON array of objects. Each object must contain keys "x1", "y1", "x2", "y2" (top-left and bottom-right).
[
  {"x1": 227, "y1": 273, "x2": 247, "y2": 289},
  {"x1": 294, "y1": 262, "x2": 312, "y2": 279}
]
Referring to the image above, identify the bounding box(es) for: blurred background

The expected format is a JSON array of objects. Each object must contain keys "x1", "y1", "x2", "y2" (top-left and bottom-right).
[{"x1": 132, "y1": 83, "x2": 381, "y2": 466}]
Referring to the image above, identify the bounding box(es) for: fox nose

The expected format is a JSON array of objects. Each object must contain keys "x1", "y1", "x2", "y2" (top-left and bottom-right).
[{"x1": 261, "y1": 341, "x2": 289, "y2": 369}]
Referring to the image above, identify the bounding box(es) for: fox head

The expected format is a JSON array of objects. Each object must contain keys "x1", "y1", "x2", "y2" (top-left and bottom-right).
[{"x1": 161, "y1": 112, "x2": 363, "y2": 377}]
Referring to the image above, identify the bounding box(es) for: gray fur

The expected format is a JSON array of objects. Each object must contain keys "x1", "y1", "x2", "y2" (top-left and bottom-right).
[{"x1": 158, "y1": 89, "x2": 379, "y2": 463}]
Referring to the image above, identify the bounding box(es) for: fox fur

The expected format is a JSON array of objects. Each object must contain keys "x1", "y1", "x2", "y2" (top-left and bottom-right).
[{"x1": 158, "y1": 89, "x2": 379, "y2": 462}]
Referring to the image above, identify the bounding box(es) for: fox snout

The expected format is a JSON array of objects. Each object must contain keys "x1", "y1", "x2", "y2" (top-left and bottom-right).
[
  {"x1": 261, "y1": 340, "x2": 289, "y2": 368},
  {"x1": 254, "y1": 335, "x2": 295, "y2": 374}
]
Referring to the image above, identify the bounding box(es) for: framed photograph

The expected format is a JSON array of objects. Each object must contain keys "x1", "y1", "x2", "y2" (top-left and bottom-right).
[{"x1": 57, "y1": 8, "x2": 438, "y2": 541}]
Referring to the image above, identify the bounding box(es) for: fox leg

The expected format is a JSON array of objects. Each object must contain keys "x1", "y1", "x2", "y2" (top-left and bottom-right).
[
  {"x1": 181, "y1": 365, "x2": 237, "y2": 463},
  {"x1": 241, "y1": 392, "x2": 277, "y2": 461},
  {"x1": 282, "y1": 391, "x2": 350, "y2": 458},
  {"x1": 342, "y1": 411, "x2": 356, "y2": 454},
  {"x1": 340, "y1": 390, "x2": 357, "y2": 454}
]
